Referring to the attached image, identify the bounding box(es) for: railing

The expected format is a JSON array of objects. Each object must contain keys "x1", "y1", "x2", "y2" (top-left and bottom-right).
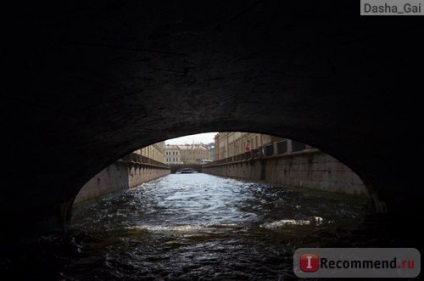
[
  {"x1": 121, "y1": 153, "x2": 170, "y2": 169},
  {"x1": 277, "y1": 140, "x2": 287, "y2": 154},
  {"x1": 205, "y1": 139, "x2": 313, "y2": 166},
  {"x1": 292, "y1": 140, "x2": 307, "y2": 152},
  {"x1": 121, "y1": 140, "x2": 311, "y2": 168}
]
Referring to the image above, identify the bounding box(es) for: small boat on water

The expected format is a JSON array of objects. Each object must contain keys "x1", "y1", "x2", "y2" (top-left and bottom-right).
[{"x1": 176, "y1": 168, "x2": 197, "y2": 174}]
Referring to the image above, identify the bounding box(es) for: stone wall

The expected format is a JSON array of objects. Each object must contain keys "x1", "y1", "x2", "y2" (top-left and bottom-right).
[
  {"x1": 203, "y1": 149, "x2": 368, "y2": 197},
  {"x1": 74, "y1": 159, "x2": 170, "y2": 203}
]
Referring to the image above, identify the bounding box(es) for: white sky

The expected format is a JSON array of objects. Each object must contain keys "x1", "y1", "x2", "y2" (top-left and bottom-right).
[{"x1": 165, "y1": 132, "x2": 217, "y2": 145}]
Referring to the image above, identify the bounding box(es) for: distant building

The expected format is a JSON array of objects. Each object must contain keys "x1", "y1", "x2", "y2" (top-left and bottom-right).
[
  {"x1": 204, "y1": 142, "x2": 215, "y2": 162},
  {"x1": 214, "y1": 132, "x2": 285, "y2": 160},
  {"x1": 165, "y1": 144, "x2": 210, "y2": 164},
  {"x1": 164, "y1": 145, "x2": 183, "y2": 164},
  {"x1": 134, "y1": 141, "x2": 166, "y2": 163}
]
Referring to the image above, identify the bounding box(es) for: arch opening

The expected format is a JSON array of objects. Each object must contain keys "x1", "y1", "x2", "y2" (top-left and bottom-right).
[{"x1": 72, "y1": 131, "x2": 377, "y2": 213}]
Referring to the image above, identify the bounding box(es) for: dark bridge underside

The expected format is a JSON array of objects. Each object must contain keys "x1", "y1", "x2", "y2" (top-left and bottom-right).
[{"x1": 1, "y1": 1, "x2": 423, "y2": 250}]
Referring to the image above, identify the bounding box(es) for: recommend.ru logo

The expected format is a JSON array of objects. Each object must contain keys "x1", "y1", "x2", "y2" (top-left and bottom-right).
[{"x1": 294, "y1": 248, "x2": 420, "y2": 278}]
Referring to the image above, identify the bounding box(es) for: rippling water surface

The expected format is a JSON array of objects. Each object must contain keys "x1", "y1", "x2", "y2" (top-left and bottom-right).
[
  {"x1": 63, "y1": 174, "x2": 372, "y2": 280},
  {"x1": 2, "y1": 174, "x2": 376, "y2": 280}
]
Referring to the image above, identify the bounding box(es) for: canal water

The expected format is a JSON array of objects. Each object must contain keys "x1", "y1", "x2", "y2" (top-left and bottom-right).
[{"x1": 3, "y1": 174, "x2": 379, "y2": 280}]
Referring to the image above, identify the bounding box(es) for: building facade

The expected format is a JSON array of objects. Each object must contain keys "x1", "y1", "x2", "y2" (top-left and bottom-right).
[
  {"x1": 134, "y1": 141, "x2": 166, "y2": 163},
  {"x1": 164, "y1": 145, "x2": 183, "y2": 164},
  {"x1": 205, "y1": 143, "x2": 215, "y2": 162},
  {"x1": 165, "y1": 144, "x2": 210, "y2": 164},
  {"x1": 214, "y1": 132, "x2": 285, "y2": 160}
]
